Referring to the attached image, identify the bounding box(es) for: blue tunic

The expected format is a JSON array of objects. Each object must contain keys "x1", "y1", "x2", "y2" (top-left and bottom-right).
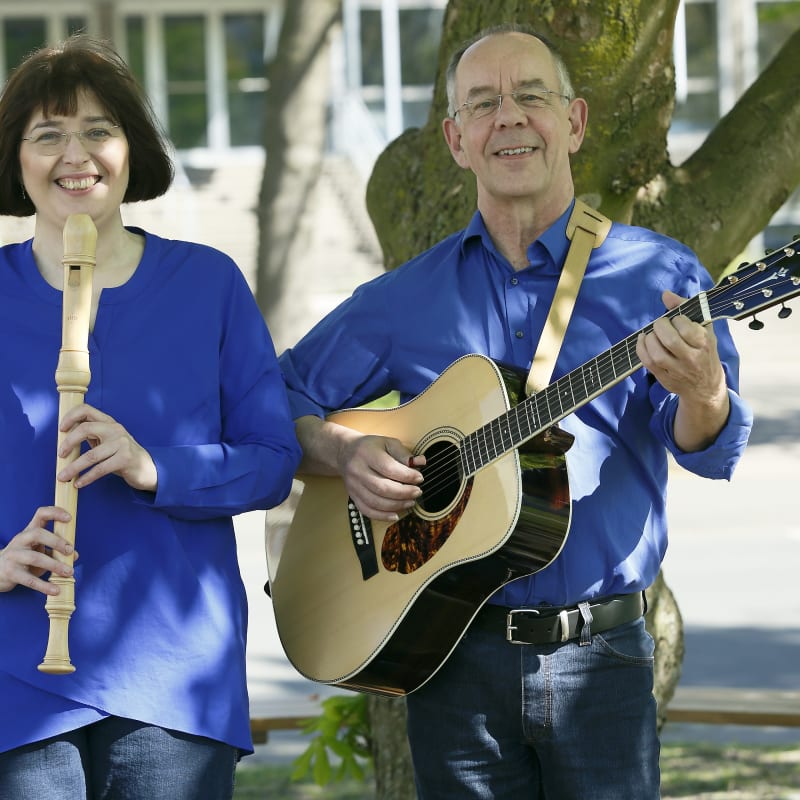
[{"x1": 0, "y1": 229, "x2": 302, "y2": 754}]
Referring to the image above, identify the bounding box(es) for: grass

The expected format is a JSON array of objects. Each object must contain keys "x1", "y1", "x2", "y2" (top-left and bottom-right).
[
  {"x1": 232, "y1": 742, "x2": 800, "y2": 799},
  {"x1": 659, "y1": 742, "x2": 800, "y2": 798}
]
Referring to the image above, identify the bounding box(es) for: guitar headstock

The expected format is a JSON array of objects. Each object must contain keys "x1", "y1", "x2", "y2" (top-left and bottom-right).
[{"x1": 709, "y1": 238, "x2": 800, "y2": 324}]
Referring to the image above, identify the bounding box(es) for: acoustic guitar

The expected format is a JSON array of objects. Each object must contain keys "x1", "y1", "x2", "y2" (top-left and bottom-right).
[{"x1": 266, "y1": 239, "x2": 800, "y2": 697}]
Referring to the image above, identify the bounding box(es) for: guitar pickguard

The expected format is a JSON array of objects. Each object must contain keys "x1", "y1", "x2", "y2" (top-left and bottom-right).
[{"x1": 381, "y1": 478, "x2": 474, "y2": 574}]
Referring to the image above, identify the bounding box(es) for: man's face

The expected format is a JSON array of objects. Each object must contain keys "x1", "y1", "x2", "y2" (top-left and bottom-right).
[{"x1": 442, "y1": 32, "x2": 586, "y2": 214}]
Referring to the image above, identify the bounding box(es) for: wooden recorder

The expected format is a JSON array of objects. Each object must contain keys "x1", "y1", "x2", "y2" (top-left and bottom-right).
[{"x1": 38, "y1": 214, "x2": 97, "y2": 675}]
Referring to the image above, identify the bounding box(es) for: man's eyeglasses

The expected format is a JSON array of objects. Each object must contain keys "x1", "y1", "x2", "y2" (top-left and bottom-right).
[
  {"x1": 454, "y1": 90, "x2": 570, "y2": 120},
  {"x1": 21, "y1": 125, "x2": 122, "y2": 155}
]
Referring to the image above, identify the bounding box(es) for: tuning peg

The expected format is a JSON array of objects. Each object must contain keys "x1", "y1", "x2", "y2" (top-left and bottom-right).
[
  {"x1": 749, "y1": 316, "x2": 765, "y2": 330},
  {"x1": 778, "y1": 304, "x2": 793, "y2": 319}
]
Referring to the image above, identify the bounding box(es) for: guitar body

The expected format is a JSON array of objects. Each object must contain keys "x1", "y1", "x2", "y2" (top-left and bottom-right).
[{"x1": 267, "y1": 354, "x2": 572, "y2": 696}]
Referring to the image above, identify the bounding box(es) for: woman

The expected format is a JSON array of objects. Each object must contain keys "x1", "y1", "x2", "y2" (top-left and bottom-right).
[{"x1": 0, "y1": 35, "x2": 302, "y2": 799}]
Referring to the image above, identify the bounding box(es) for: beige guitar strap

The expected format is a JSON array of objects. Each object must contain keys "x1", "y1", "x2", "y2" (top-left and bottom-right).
[{"x1": 525, "y1": 199, "x2": 612, "y2": 396}]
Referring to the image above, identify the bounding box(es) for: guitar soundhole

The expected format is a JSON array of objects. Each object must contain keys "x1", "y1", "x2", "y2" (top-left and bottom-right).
[
  {"x1": 381, "y1": 437, "x2": 473, "y2": 575},
  {"x1": 417, "y1": 439, "x2": 461, "y2": 514}
]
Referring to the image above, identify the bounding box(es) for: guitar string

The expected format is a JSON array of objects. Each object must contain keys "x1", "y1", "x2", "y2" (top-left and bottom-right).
[{"x1": 410, "y1": 267, "x2": 799, "y2": 499}]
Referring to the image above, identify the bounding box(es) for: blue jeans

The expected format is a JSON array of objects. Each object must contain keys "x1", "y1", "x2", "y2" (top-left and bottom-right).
[
  {"x1": 406, "y1": 614, "x2": 660, "y2": 799},
  {"x1": 0, "y1": 717, "x2": 238, "y2": 800}
]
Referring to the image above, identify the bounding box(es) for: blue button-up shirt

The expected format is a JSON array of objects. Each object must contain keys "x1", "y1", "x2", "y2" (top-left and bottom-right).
[{"x1": 280, "y1": 203, "x2": 752, "y2": 606}]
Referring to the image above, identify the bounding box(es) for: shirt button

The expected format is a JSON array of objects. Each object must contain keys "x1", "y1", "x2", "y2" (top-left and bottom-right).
[
  {"x1": 515, "y1": 330, "x2": 524, "y2": 339},
  {"x1": 510, "y1": 277, "x2": 519, "y2": 286}
]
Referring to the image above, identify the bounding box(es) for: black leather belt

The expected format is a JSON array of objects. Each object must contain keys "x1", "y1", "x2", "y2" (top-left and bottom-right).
[{"x1": 474, "y1": 592, "x2": 645, "y2": 645}]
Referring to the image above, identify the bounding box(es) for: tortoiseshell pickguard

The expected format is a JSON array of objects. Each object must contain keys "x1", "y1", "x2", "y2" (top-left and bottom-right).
[{"x1": 381, "y1": 478, "x2": 474, "y2": 574}]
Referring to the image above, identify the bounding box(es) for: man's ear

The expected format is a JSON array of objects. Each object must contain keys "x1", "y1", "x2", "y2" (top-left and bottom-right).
[
  {"x1": 567, "y1": 97, "x2": 588, "y2": 155},
  {"x1": 442, "y1": 116, "x2": 470, "y2": 168}
]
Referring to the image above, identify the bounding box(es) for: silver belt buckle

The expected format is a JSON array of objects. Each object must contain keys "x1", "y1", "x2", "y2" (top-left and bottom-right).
[
  {"x1": 506, "y1": 608, "x2": 539, "y2": 644},
  {"x1": 558, "y1": 609, "x2": 571, "y2": 642}
]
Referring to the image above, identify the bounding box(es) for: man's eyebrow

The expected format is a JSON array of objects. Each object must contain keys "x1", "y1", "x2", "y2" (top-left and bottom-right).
[
  {"x1": 512, "y1": 79, "x2": 549, "y2": 92},
  {"x1": 464, "y1": 84, "x2": 497, "y2": 99},
  {"x1": 464, "y1": 78, "x2": 549, "y2": 98}
]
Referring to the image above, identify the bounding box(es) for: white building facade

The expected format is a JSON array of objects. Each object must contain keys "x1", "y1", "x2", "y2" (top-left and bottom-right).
[{"x1": 0, "y1": 0, "x2": 797, "y2": 245}]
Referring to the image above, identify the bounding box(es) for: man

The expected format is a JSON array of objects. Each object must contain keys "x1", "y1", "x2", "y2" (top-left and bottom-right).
[{"x1": 279, "y1": 24, "x2": 752, "y2": 799}]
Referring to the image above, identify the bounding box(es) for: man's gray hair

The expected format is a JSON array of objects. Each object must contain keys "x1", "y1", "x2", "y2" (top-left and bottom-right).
[{"x1": 445, "y1": 23, "x2": 575, "y2": 118}]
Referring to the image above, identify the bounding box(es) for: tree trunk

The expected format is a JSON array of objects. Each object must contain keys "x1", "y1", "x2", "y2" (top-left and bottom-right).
[
  {"x1": 367, "y1": 695, "x2": 416, "y2": 800},
  {"x1": 255, "y1": 0, "x2": 342, "y2": 330}
]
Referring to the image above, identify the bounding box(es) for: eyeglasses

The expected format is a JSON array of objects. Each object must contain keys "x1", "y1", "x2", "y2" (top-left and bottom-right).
[
  {"x1": 454, "y1": 89, "x2": 571, "y2": 120},
  {"x1": 21, "y1": 125, "x2": 122, "y2": 155}
]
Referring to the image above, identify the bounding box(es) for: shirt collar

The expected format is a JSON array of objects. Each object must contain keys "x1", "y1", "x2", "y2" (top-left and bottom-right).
[
  {"x1": 460, "y1": 199, "x2": 577, "y2": 272},
  {"x1": 534, "y1": 199, "x2": 575, "y2": 268}
]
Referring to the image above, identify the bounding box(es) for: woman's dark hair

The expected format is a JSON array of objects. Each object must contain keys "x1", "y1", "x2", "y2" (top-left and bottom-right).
[{"x1": 0, "y1": 34, "x2": 174, "y2": 216}]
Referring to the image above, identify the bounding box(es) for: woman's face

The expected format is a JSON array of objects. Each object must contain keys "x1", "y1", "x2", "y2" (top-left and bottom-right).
[{"x1": 19, "y1": 88, "x2": 129, "y2": 232}]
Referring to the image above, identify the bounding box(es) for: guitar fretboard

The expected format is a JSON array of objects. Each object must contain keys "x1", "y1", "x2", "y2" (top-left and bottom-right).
[{"x1": 459, "y1": 294, "x2": 707, "y2": 477}]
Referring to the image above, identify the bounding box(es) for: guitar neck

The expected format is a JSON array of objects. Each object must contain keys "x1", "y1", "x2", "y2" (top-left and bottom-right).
[{"x1": 460, "y1": 293, "x2": 710, "y2": 477}]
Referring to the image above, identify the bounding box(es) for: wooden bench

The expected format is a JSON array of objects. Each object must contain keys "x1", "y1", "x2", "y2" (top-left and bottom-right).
[
  {"x1": 249, "y1": 697, "x2": 324, "y2": 745},
  {"x1": 248, "y1": 687, "x2": 800, "y2": 744},
  {"x1": 666, "y1": 686, "x2": 800, "y2": 727}
]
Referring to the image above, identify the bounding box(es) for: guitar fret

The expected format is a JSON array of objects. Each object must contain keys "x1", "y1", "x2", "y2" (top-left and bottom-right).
[
  {"x1": 510, "y1": 406, "x2": 525, "y2": 444},
  {"x1": 476, "y1": 427, "x2": 489, "y2": 467},
  {"x1": 559, "y1": 376, "x2": 575, "y2": 413},
  {"x1": 463, "y1": 433, "x2": 476, "y2": 475},
  {"x1": 478, "y1": 425, "x2": 490, "y2": 464},
  {"x1": 542, "y1": 385, "x2": 555, "y2": 423},
  {"x1": 522, "y1": 400, "x2": 537, "y2": 436},
  {"x1": 549, "y1": 384, "x2": 562, "y2": 417},
  {"x1": 583, "y1": 358, "x2": 603, "y2": 397},
  {"x1": 528, "y1": 393, "x2": 543, "y2": 432},
  {"x1": 610, "y1": 340, "x2": 630, "y2": 378},
  {"x1": 488, "y1": 418, "x2": 501, "y2": 459}
]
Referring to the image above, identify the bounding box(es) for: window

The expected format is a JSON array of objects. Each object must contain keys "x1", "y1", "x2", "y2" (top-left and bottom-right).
[
  {"x1": 225, "y1": 13, "x2": 268, "y2": 147},
  {"x1": 3, "y1": 18, "x2": 46, "y2": 75},
  {"x1": 164, "y1": 15, "x2": 208, "y2": 149},
  {"x1": 672, "y1": 1, "x2": 719, "y2": 132},
  {"x1": 123, "y1": 16, "x2": 146, "y2": 86},
  {"x1": 357, "y1": 4, "x2": 443, "y2": 134},
  {"x1": 398, "y1": 7, "x2": 443, "y2": 129}
]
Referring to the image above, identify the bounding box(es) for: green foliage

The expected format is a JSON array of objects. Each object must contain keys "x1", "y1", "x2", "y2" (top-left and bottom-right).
[{"x1": 290, "y1": 694, "x2": 372, "y2": 787}]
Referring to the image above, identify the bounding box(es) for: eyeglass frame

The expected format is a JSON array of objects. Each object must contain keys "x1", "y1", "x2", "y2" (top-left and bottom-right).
[
  {"x1": 452, "y1": 88, "x2": 571, "y2": 120},
  {"x1": 20, "y1": 124, "x2": 123, "y2": 154}
]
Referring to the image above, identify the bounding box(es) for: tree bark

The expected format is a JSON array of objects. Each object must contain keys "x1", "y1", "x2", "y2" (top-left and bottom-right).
[
  {"x1": 255, "y1": 0, "x2": 342, "y2": 325},
  {"x1": 367, "y1": 695, "x2": 416, "y2": 800}
]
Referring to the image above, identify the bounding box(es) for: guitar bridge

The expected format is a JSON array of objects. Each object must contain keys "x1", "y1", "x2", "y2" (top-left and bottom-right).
[{"x1": 348, "y1": 497, "x2": 379, "y2": 580}]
